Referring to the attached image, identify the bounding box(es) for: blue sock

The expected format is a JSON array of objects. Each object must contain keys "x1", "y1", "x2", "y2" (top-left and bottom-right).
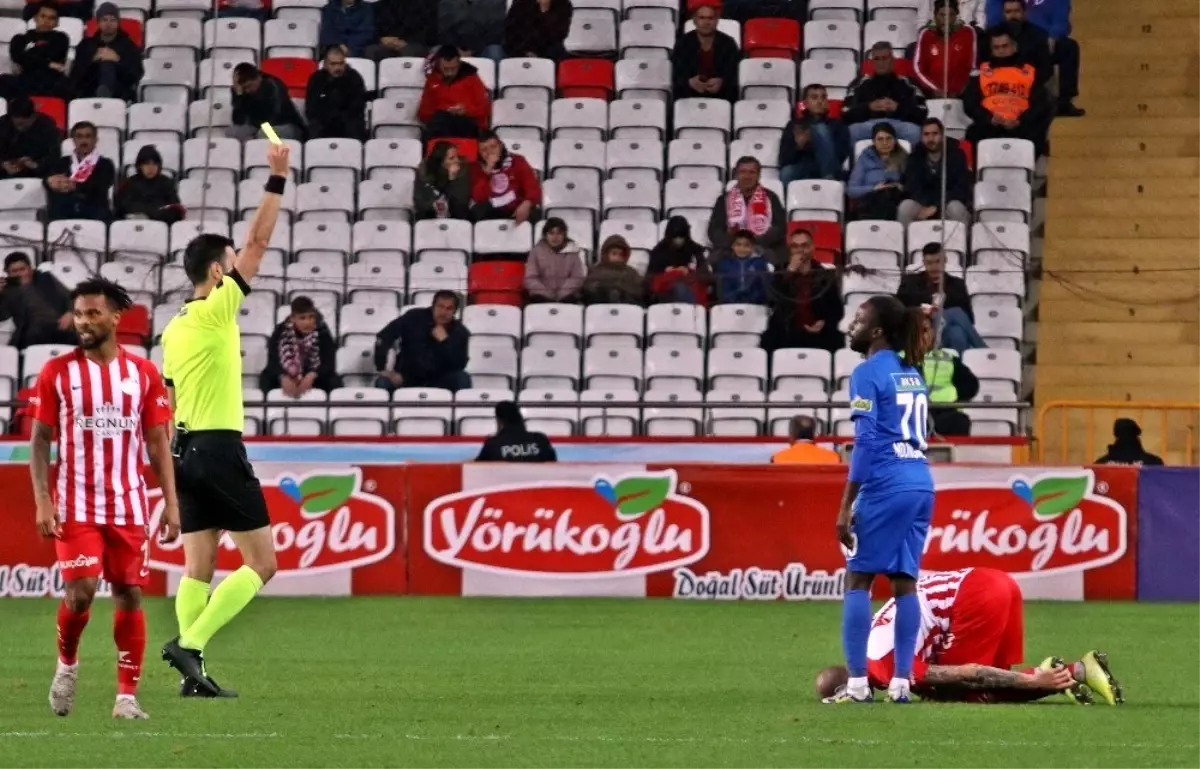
[
  {"x1": 893, "y1": 592, "x2": 920, "y2": 679},
  {"x1": 841, "y1": 589, "x2": 871, "y2": 678}
]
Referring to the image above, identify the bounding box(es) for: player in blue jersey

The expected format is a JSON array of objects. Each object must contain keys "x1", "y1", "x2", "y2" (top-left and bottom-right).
[{"x1": 827, "y1": 295, "x2": 935, "y2": 705}]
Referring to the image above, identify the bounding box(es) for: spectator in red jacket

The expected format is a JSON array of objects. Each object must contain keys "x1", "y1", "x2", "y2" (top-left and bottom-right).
[
  {"x1": 914, "y1": 0, "x2": 978, "y2": 98},
  {"x1": 418, "y1": 45, "x2": 491, "y2": 141},
  {"x1": 470, "y1": 131, "x2": 542, "y2": 223}
]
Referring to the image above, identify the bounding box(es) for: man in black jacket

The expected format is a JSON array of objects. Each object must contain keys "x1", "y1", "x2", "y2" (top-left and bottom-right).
[
  {"x1": 897, "y1": 242, "x2": 986, "y2": 354},
  {"x1": 228, "y1": 63, "x2": 307, "y2": 143},
  {"x1": 0, "y1": 252, "x2": 75, "y2": 349},
  {"x1": 365, "y1": 0, "x2": 437, "y2": 60},
  {"x1": 305, "y1": 47, "x2": 368, "y2": 140},
  {"x1": 69, "y1": 3, "x2": 143, "y2": 101},
  {"x1": 672, "y1": 3, "x2": 741, "y2": 103},
  {"x1": 475, "y1": 401, "x2": 557, "y2": 462},
  {"x1": 844, "y1": 41, "x2": 927, "y2": 147},
  {"x1": 44, "y1": 121, "x2": 115, "y2": 222},
  {"x1": 1095, "y1": 419, "x2": 1165, "y2": 466},
  {"x1": 898, "y1": 118, "x2": 972, "y2": 226},
  {"x1": 373, "y1": 291, "x2": 472, "y2": 392},
  {"x1": 0, "y1": 96, "x2": 60, "y2": 180},
  {"x1": 0, "y1": 2, "x2": 71, "y2": 100}
]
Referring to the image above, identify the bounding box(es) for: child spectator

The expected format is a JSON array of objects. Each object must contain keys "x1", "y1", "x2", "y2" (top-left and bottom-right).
[
  {"x1": 714, "y1": 230, "x2": 771, "y2": 305},
  {"x1": 114, "y1": 145, "x2": 184, "y2": 223},
  {"x1": 524, "y1": 217, "x2": 585, "y2": 303},
  {"x1": 583, "y1": 235, "x2": 646, "y2": 306},
  {"x1": 260, "y1": 296, "x2": 342, "y2": 396}
]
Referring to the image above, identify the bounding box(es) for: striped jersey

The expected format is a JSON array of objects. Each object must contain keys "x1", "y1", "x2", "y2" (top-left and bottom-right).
[
  {"x1": 31, "y1": 348, "x2": 170, "y2": 526},
  {"x1": 867, "y1": 568, "x2": 972, "y2": 667}
]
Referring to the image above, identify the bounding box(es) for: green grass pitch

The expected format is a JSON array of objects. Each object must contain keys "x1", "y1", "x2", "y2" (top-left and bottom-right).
[{"x1": 0, "y1": 598, "x2": 1196, "y2": 767}]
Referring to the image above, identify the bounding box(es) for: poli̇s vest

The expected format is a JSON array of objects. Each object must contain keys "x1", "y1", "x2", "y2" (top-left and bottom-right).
[
  {"x1": 922, "y1": 349, "x2": 957, "y2": 404},
  {"x1": 979, "y1": 63, "x2": 1035, "y2": 122}
]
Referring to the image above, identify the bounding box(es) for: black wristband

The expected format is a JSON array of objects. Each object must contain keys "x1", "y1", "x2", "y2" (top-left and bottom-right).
[{"x1": 264, "y1": 175, "x2": 287, "y2": 195}]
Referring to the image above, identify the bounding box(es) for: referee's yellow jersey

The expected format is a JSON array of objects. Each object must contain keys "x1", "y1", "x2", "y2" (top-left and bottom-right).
[{"x1": 161, "y1": 271, "x2": 249, "y2": 432}]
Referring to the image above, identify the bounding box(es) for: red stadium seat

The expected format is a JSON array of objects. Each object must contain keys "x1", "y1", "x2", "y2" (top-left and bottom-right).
[
  {"x1": 116, "y1": 304, "x2": 151, "y2": 346},
  {"x1": 557, "y1": 59, "x2": 614, "y2": 100},
  {"x1": 468, "y1": 261, "x2": 525, "y2": 306},
  {"x1": 789, "y1": 220, "x2": 842, "y2": 266},
  {"x1": 32, "y1": 97, "x2": 65, "y2": 132},
  {"x1": 10, "y1": 386, "x2": 35, "y2": 438},
  {"x1": 743, "y1": 18, "x2": 801, "y2": 59},
  {"x1": 686, "y1": 0, "x2": 720, "y2": 14},
  {"x1": 427, "y1": 138, "x2": 478, "y2": 162},
  {"x1": 959, "y1": 138, "x2": 973, "y2": 171},
  {"x1": 84, "y1": 17, "x2": 144, "y2": 48},
  {"x1": 795, "y1": 99, "x2": 843, "y2": 120},
  {"x1": 260, "y1": 57, "x2": 317, "y2": 99},
  {"x1": 861, "y1": 58, "x2": 914, "y2": 79}
]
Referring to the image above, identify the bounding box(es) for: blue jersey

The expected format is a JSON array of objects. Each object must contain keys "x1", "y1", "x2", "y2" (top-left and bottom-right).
[{"x1": 846, "y1": 349, "x2": 934, "y2": 495}]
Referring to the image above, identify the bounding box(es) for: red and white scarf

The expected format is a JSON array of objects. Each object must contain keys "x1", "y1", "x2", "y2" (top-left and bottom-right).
[
  {"x1": 725, "y1": 185, "x2": 771, "y2": 236},
  {"x1": 70, "y1": 149, "x2": 100, "y2": 183},
  {"x1": 279, "y1": 321, "x2": 320, "y2": 380},
  {"x1": 486, "y1": 153, "x2": 516, "y2": 209}
]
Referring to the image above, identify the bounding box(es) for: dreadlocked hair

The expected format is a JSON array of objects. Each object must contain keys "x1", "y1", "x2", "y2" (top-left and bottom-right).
[
  {"x1": 70, "y1": 277, "x2": 133, "y2": 311},
  {"x1": 865, "y1": 295, "x2": 926, "y2": 370}
]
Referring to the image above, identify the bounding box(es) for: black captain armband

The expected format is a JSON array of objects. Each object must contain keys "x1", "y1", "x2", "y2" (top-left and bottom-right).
[{"x1": 264, "y1": 175, "x2": 287, "y2": 195}]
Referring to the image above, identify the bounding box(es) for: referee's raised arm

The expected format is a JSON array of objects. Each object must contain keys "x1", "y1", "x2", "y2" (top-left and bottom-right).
[{"x1": 232, "y1": 143, "x2": 291, "y2": 282}]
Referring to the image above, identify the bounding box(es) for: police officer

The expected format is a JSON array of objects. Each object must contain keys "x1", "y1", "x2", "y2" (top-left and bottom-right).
[{"x1": 475, "y1": 401, "x2": 557, "y2": 462}]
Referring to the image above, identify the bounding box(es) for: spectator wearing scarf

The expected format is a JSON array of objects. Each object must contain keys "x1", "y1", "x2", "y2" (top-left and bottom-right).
[
  {"x1": 708, "y1": 156, "x2": 787, "y2": 267},
  {"x1": 470, "y1": 130, "x2": 542, "y2": 223},
  {"x1": 44, "y1": 121, "x2": 115, "y2": 222},
  {"x1": 259, "y1": 296, "x2": 342, "y2": 396}
]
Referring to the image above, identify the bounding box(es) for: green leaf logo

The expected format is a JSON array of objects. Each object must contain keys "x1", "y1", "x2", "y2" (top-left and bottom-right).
[
  {"x1": 613, "y1": 475, "x2": 672, "y2": 519},
  {"x1": 298, "y1": 474, "x2": 357, "y2": 518},
  {"x1": 1030, "y1": 476, "x2": 1090, "y2": 520}
]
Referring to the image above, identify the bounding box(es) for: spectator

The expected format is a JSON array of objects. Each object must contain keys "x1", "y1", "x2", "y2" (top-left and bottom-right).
[
  {"x1": 919, "y1": 0, "x2": 986, "y2": 29},
  {"x1": 374, "y1": 291, "x2": 471, "y2": 393},
  {"x1": 582, "y1": 235, "x2": 646, "y2": 306},
  {"x1": 766, "y1": 228, "x2": 843, "y2": 353},
  {"x1": 524, "y1": 218, "x2": 584, "y2": 303},
  {"x1": 113, "y1": 145, "x2": 184, "y2": 223},
  {"x1": 671, "y1": 3, "x2": 741, "y2": 103},
  {"x1": 962, "y1": 29, "x2": 1051, "y2": 156},
  {"x1": 843, "y1": 41, "x2": 927, "y2": 146},
  {"x1": 418, "y1": 45, "x2": 492, "y2": 141},
  {"x1": 214, "y1": 0, "x2": 270, "y2": 20},
  {"x1": 917, "y1": 311, "x2": 980, "y2": 436},
  {"x1": 647, "y1": 216, "x2": 711, "y2": 306},
  {"x1": 305, "y1": 47, "x2": 368, "y2": 141},
  {"x1": 469, "y1": 131, "x2": 541, "y2": 223},
  {"x1": 229, "y1": 63, "x2": 307, "y2": 142},
  {"x1": 992, "y1": 0, "x2": 1082, "y2": 116},
  {"x1": 22, "y1": 0, "x2": 92, "y2": 21},
  {"x1": 0, "y1": 97, "x2": 60, "y2": 180},
  {"x1": 897, "y1": 242, "x2": 985, "y2": 354},
  {"x1": 795, "y1": 83, "x2": 851, "y2": 178},
  {"x1": 43, "y1": 121, "x2": 114, "y2": 222},
  {"x1": 475, "y1": 401, "x2": 557, "y2": 462},
  {"x1": 771, "y1": 416, "x2": 842, "y2": 464},
  {"x1": 898, "y1": 117, "x2": 972, "y2": 226},
  {"x1": 1, "y1": 3, "x2": 70, "y2": 100},
  {"x1": 319, "y1": 0, "x2": 375, "y2": 60},
  {"x1": 259, "y1": 296, "x2": 342, "y2": 396},
  {"x1": 913, "y1": 0, "x2": 977, "y2": 98},
  {"x1": 778, "y1": 116, "x2": 827, "y2": 185},
  {"x1": 439, "y1": 0, "x2": 507, "y2": 65},
  {"x1": 708, "y1": 156, "x2": 787, "y2": 265},
  {"x1": 69, "y1": 3, "x2": 143, "y2": 101},
  {"x1": 505, "y1": 0, "x2": 572, "y2": 62},
  {"x1": 847, "y1": 122, "x2": 907, "y2": 220},
  {"x1": 1095, "y1": 419, "x2": 1165, "y2": 466},
  {"x1": 0, "y1": 252, "x2": 74, "y2": 348},
  {"x1": 990, "y1": 0, "x2": 1050, "y2": 80},
  {"x1": 714, "y1": 230, "x2": 770, "y2": 305},
  {"x1": 414, "y1": 141, "x2": 472, "y2": 220},
  {"x1": 366, "y1": 0, "x2": 437, "y2": 60}
]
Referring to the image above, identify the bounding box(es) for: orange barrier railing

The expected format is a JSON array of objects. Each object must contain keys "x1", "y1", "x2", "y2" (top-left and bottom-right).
[{"x1": 1037, "y1": 401, "x2": 1200, "y2": 465}]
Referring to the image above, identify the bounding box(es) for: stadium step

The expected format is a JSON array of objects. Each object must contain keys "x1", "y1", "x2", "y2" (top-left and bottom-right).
[
  {"x1": 1051, "y1": 135, "x2": 1199, "y2": 158},
  {"x1": 1049, "y1": 177, "x2": 1200, "y2": 200},
  {"x1": 1071, "y1": 17, "x2": 1200, "y2": 41},
  {"x1": 1038, "y1": 270, "x2": 1200, "y2": 305},
  {"x1": 1038, "y1": 294, "x2": 1188, "y2": 324},
  {"x1": 1071, "y1": 0, "x2": 1198, "y2": 21},
  {"x1": 1039, "y1": 335, "x2": 1199, "y2": 367},
  {"x1": 1076, "y1": 96, "x2": 1200, "y2": 119},
  {"x1": 1080, "y1": 54, "x2": 1199, "y2": 79},
  {"x1": 1042, "y1": 238, "x2": 1199, "y2": 268},
  {"x1": 1079, "y1": 73, "x2": 1198, "y2": 98},
  {"x1": 1036, "y1": 364, "x2": 1200, "y2": 392},
  {"x1": 1049, "y1": 157, "x2": 1199, "y2": 179},
  {"x1": 1039, "y1": 320, "x2": 1198, "y2": 352},
  {"x1": 1051, "y1": 117, "x2": 1200, "y2": 139},
  {"x1": 1048, "y1": 215, "x2": 1199, "y2": 240},
  {"x1": 1047, "y1": 197, "x2": 1199, "y2": 218},
  {"x1": 1085, "y1": 36, "x2": 1199, "y2": 58}
]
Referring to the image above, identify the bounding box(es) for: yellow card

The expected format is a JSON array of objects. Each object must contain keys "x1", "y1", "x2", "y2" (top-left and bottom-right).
[{"x1": 260, "y1": 122, "x2": 282, "y2": 145}]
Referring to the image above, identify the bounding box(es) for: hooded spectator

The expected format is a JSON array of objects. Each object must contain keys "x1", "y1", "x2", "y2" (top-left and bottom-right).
[
  {"x1": 319, "y1": 0, "x2": 375, "y2": 58},
  {"x1": 648, "y1": 216, "x2": 711, "y2": 306},
  {"x1": 44, "y1": 121, "x2": 115, "y2": 222},
  {"x1": 70, "y1": 2, "x2": 143, "y2": 101},
  {"x1": 524, "y1": 218, "x2": 585, "y2": 303},
  {"x1": 714, "y1": 230, "x2": 771, "y2": 305},
  {"x1": 1, "y1": 3, "x2": 70, "y2": 100},
  {"x1": 0, "y1": 251, "x2": 74, "y2": 348},
  {"x1": 305, "y1": 46, "x2": 368, "y2": 140},
  {"x1": 992, "y1": 0, "x2": 1082, "y2": 116},
  {"x1": 366, "y1": 0, "x2": 437, "y2": 60},
  {"x1": 439, "y1": 0, "x2": 507, "y2": 65},
  {"x1": 914, "y1": 0, "x2": 978, "y2": 98},
  {"x1": 847, "y1": 122, "x2": 908, "y2": 220},
  {"x1": 505, "y1": 0, "x2": 572, "y2": 61},
  {"x1": 962, "y1": 28, "x2": 1051, "y2": 156},
  {"x1": 1095, "y1": 419, "x2": 1165, "y2": 466},
  {"x1": 419, "y1": 45, "x2": 492, "y2": 141},
  {"x1": 414, "y1": 141, "x2": 472, "y2": 220},
  {"x1": 843, "y1": 41, "x2": 928, "y2": 146},
  {"x1": 0, "y1": 96, "x2": 60, "y2": 180},
  {"x1": 229, "y1": 63, "x2": 307, "y2": 142},
  {"x1": 470, "y1": 131, "x2": 541, "y2": 223},
  {"x1": 767, "y1": 228, "x2": 843, "y2": 353},
  {"x1": 260, "y1": 296, "x2": 342, "y2": 395},
  {"x1": 373, "y1": 290, "x2": 471, "y2": 393},
  {"x1": 672, "y1": 3, "x2": 741, "y2": 102},
  {"x1": 583, "y1": 235, "x2": 645, "y2": 306},
  {"x1": 898, "y1": 118, "x2": 972, "y2": 226},
  {"x1": 114, "y1": 145, "x2": 184, "y2": 223},
  {"x1": 708, "y1": 156, "x2": 787, "y2": 266}
]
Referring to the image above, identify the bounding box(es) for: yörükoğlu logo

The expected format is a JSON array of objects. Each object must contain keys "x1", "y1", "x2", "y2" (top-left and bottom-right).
[
  {"x1": 923, "y1": 470, "x2": 1127, "y2": 576},
  {"x1": 149, "y1": 469, "x2": 395, "y2": 575},
  {"x1": 423, "y1": 470, "x2": 711, "y2": 577}
]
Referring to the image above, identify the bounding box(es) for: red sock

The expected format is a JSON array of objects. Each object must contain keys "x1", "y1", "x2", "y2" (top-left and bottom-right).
[
  {"x1": 56, "y1": 603, "x2": 90, "y2": 666},
  {"x1": 113, "y1": 609, "x2": 146, "y2": 696}
]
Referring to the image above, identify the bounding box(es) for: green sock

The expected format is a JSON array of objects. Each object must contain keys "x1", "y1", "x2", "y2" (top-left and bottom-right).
[
  {"x1": 179, "y1": 566, "x2": 264, "y2": 652},
  {"x1": 176, "y1": 576, "x2": 210, "y2": 636}
]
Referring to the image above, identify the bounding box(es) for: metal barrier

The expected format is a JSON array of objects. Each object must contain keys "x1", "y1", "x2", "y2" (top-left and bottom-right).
[{"x1": 1036, "y1": 401, "x2": 1200, "y2": 465}]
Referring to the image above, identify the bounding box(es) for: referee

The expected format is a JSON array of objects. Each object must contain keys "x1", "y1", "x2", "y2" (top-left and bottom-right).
[{"x1": 158, "y1": 143, "x2": 290, "y2": 698}]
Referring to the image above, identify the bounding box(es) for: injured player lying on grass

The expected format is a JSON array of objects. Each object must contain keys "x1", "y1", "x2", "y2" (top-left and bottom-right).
[{"x1": 817, "y1": 568, "x2": 1125, "y2": 705}]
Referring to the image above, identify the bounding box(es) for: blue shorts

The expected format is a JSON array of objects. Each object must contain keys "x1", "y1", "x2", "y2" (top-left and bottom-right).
[{"x1": 846, "y1": 489, "x2": 934, "y2": 578}]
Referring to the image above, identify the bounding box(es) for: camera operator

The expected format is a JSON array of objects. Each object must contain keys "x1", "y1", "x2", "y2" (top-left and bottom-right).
[
  {"x1": 0, "y1": 252, "x2": 76, "y2": 349},
  {"x1": 475, "y1": 401, "x2": 557, "y2": 463}
]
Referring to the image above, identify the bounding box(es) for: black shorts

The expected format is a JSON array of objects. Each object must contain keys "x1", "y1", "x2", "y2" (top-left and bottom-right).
[{"x1": 175, "y1": 431, "x2": 270, "y2": 534}]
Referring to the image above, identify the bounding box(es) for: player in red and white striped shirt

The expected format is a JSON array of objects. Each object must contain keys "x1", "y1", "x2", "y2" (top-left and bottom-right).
[
  {"x1": 817, "y1": 568, "x2": 1125, "y2": 705},
  {"x1": 29, "y1": 278, "x2": 181, "y2": 721}
]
